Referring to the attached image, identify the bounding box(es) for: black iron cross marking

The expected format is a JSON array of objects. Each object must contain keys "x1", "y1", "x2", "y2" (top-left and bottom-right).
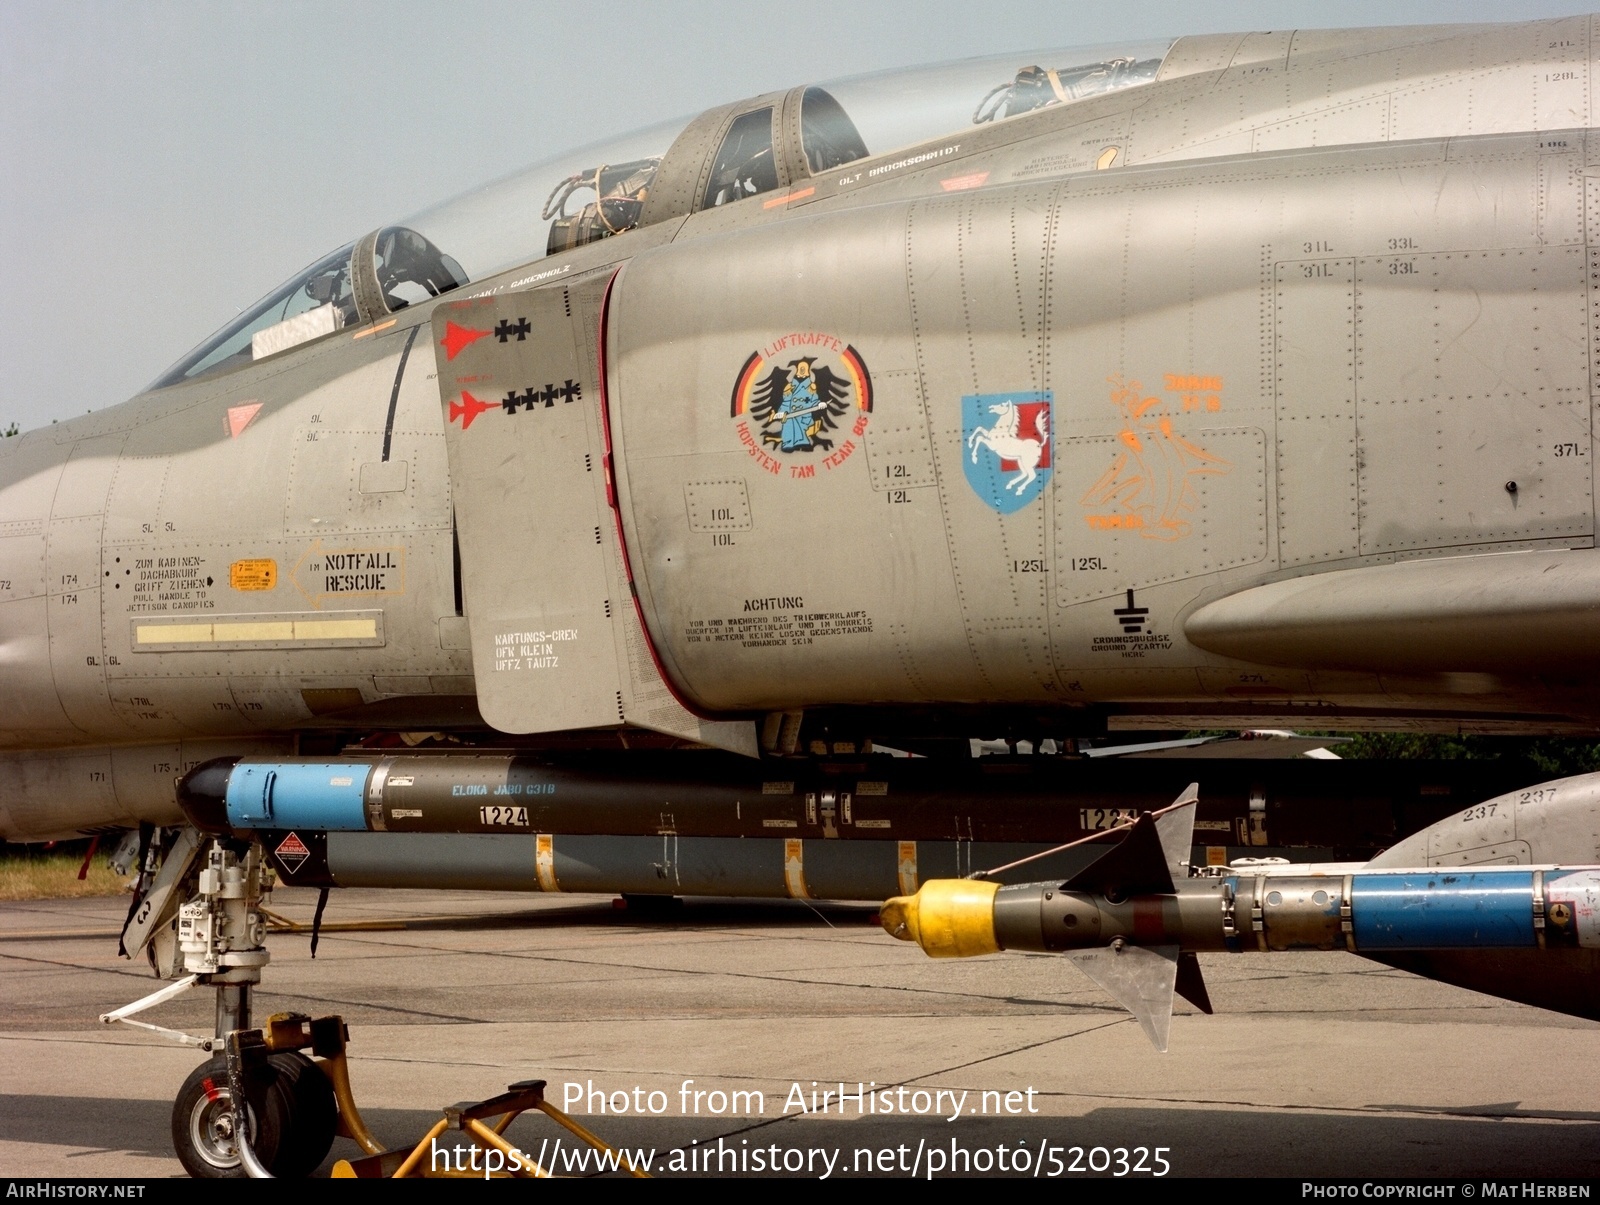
[
  {"x1": 494, "y1": 317, "x2": 531, "y2": 342},
  {"x1": 502, "y1": 387, "x2": 538, "y2": 414},
  {"x1": 502, "y1": 382, "x2": 584, "y2": 415}
]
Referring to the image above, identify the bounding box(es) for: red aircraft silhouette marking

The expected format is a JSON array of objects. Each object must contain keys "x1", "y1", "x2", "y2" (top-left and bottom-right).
[
  {"x1": 449, "y1": 390, "x2": 496, "y2": 430},
  {"x1": 440, "y1": 321, "x2": 490, "y2": 361}
]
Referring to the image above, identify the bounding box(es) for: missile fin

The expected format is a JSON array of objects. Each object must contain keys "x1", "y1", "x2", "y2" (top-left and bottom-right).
[
  {"x1": 1154, "y1": 783, "x2": 1199, "y2": 876},
  {"x1": 1063, "y1": 811, "x2": 1176, "y2": 898},
  {"x1": 1067, "y1": 942, "x2": 1179, "y2": 1052},
  {"x1": 1174, "y1": 951, "x2": 1213, "y2": 1015}
]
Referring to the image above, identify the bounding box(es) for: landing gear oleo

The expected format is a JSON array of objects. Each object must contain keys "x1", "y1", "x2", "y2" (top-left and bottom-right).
[{"x1": 103, "y1": 834, "x2": 642, "y2": 1178}]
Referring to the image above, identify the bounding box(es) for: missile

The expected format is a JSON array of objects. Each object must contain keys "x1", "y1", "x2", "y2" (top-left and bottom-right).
[
  {"x1": 881, "y1": 794, "x2": 1600, "y2": 1050},
  {"x1": 174, "y1": 756, "x2": 1208, "y2": 902},
  {"x1": 176, "y1": 753, "x2": 1593, "y2": 850},
  {"x1": 176, "y1": 757, "x2": 1600, "y2": 1039}
]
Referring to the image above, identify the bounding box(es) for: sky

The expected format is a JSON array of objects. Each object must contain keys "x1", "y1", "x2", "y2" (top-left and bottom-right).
[{"x1": 2, "y1": 1, "x2": 1594, "y2": 432}]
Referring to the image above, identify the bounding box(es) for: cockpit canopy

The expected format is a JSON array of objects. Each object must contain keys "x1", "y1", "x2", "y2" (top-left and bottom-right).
[
  {"x1": 152, "y1": 228, "x2": 467, "y2": 388},
  {"x1": 543, "y1": 158, "x2": 663, "y2": 256},
  {"x1": 972, "y1": 55, "x2": 1162, "y2": 123},
  {"x1": 153, "y1": 41, "x2": 1169, "y2": 390}
]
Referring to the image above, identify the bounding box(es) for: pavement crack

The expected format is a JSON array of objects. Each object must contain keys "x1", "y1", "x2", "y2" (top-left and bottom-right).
[{"x1": 495, "y1": 950, "x2": 1097, "y2": 1010}]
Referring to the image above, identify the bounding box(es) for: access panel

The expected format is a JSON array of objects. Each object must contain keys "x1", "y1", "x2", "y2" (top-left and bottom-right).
[
  {"x1": 434, "y1": 279, "x2": 621, "y2": 734},
  {"x1": 433, "y1": 277, "x2": 756, "y2": 754}
]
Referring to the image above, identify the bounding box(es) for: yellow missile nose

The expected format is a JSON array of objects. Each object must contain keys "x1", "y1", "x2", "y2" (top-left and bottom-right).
[{"x1": 879, "y1": 878, "x2": 1001, "y2": 958}]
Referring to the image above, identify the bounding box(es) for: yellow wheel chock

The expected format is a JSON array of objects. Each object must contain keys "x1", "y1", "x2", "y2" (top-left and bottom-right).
[{"x1": 249, "y1": 1012, "x2": 648, "y2": 1178}]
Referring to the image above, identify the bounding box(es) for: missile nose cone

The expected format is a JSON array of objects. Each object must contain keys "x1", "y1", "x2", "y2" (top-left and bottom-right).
[
  {"x1": 881, "y1": 896, "x2": 917, "y2": 942},
  {"x1": 879, "y1": 879, "x2": 1001, "y2": 958},
  {"x1": 176, "y1": 756, "x2": 241, "y2": 833}
]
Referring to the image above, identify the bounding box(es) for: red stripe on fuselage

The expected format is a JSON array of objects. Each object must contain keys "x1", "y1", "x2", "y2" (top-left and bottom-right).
[{"x1": 597, "y1": 269, "x2": 718, "y2": 721}]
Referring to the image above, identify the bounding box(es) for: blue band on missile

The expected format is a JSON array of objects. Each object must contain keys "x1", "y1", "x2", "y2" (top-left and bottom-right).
[
  {"x1": 1350, "y1": 871, "x2": 1536, "y2": 949},
  {"x1": 225, "y1": 763, "x2": 370, "y2": 831}
]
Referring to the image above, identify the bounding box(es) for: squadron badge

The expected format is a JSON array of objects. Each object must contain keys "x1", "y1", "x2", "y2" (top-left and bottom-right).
[
  {"x1": 963, "y1": 391, "x2": 1053, "y2": 513},
  {"x1": 730, "y1": 334, "x2": 872, "y2": 478}
]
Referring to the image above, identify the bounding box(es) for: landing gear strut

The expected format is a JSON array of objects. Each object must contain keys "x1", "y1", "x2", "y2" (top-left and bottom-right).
[
  {"x1": 103, "y1": 835, "x2": 340, "y2": 1177},
  {"x1": 105, "y1": 831, "x2": 645, "y2": 1177}
]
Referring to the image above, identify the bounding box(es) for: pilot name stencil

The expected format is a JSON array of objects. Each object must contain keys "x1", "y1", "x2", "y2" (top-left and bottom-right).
[{"x1": 729, "y1": 334, "x2": 872, "y2": 478}]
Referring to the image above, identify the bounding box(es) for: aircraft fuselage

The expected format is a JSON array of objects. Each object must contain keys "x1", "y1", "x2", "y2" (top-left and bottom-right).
[{"x1": 5, "y1": 17, "x2": 1600, "y2": 838}]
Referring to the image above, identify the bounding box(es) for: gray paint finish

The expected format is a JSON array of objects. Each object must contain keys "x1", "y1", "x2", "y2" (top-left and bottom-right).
[{"x1": 6, "y1": 19, "x2": 1600, "y2": 836}]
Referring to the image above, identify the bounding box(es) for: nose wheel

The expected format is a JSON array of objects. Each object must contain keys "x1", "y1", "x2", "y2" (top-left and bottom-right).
[
  {"x1": 172, "y1": 1055, "x2": 279, "y2": 1178},
  {"x1": 105, "y1": 836, "x2": 344, "y2": 1176},
  {"x1": 170, "y1": 1049, "x2": 336, "y2": 1178}
]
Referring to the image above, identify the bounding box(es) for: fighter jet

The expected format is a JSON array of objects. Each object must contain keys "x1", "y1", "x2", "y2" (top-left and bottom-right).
[
  {"x1": 6, "y1": 15, "x2": 1600, "y2": 1175},
  {"x1": 8, "y1": 14, "x2": 1600, "y2": 832}
]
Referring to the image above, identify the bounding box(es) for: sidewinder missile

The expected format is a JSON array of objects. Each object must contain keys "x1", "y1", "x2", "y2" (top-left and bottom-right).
[{"x1": 881, "y1": 788, "x2": 1600, "y2": 1050}]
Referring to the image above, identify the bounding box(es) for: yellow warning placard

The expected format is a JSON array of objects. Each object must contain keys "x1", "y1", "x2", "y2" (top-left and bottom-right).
[{"x1": 229, "y1": 559, "x2": 278, "y2": 591}]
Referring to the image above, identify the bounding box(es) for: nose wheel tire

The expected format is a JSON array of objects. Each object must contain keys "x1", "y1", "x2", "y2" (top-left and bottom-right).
[
  {"x1": 266, "y1": 1051, "x2": 338, "y2": 1177},
  {"x1": 172, "y1": 1055, "x2": 285, "y2": 1179},
  {"x1": 171, "y1": 1052, "x2": 337, "y2": 1178}
]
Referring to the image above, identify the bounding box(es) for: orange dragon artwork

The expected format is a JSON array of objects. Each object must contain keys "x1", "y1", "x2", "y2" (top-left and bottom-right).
[{"x1": 1079, "y1": 374, "x2": 1232, "y2": 541}]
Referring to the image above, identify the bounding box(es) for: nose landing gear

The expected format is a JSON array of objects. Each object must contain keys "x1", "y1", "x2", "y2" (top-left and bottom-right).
[
  {"x1": 106, "y1": 832, "x2": 644, "y2": 1177},
  {"x1": 105, "y1": 834, "x2": 345, "y2": 1177}
]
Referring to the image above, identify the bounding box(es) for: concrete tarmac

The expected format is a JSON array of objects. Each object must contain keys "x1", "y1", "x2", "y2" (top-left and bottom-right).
[{"x1": 2, "y1": 886, "x2": 1598, "y2": 1179}]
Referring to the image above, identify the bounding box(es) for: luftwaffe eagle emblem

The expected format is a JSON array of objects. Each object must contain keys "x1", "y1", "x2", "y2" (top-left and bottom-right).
[
  {"x1": 730, "y1": 335, "x2": 872, "y2": 477},
  {"x1": 748, "y1": 358, "x2": 853, "y2": 453}
]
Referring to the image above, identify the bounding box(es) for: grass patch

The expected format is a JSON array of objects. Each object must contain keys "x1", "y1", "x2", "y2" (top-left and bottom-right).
[{"x1": 0, "y1": 840, "x2": 129, "y2": 900}]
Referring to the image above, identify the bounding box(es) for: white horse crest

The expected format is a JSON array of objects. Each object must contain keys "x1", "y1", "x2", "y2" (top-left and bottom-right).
[{"x1": 966, "y1": 400, "x2": 1051, "y2": 497}]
